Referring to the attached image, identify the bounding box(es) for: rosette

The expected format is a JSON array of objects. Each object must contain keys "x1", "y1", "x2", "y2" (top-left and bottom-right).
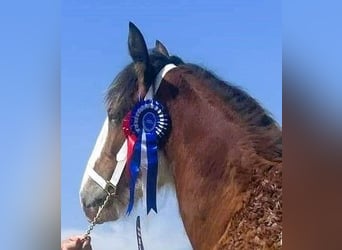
[
  {"x1": 122, "y1": 112, "x2": 137, "y2": 178},
  {"x1": 125, "y1": 99, "x2": 171, "y2": 214}
]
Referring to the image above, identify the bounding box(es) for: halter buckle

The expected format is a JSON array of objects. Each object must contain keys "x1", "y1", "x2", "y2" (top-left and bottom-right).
[{"x1": 105, "y1": 181, "x2": 116, "y2": 196}]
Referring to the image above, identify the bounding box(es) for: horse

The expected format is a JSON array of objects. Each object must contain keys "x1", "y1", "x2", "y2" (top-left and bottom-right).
[{"x1": 79, "y1": 22, "x2": 282, "y2": 249}]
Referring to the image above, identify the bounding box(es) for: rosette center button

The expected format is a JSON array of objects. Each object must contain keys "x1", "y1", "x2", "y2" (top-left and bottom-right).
[{"x1": 142, "y1": 111, "x2": 157, "y2": 132}]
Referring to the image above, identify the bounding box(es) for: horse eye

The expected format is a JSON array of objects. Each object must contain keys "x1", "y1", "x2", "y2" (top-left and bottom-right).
[
  {"x1": 109, "y1": 113, "x2": 122, "y2": 125},
  {"x1": 107, "y1": 113, "x2": 117, "y2": 124}
]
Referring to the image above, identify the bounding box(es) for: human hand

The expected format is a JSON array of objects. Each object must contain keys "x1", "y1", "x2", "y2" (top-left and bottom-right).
[{"x1": 61, "y1": 235, "x2": 92, "y2": 250}]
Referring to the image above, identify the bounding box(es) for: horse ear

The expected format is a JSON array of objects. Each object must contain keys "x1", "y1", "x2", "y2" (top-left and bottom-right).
[
  {"x1": 128, "y1": 22, "x2": 152, "y2": 97},
  {"x1": 155, "y1": 40, "x2": 169, "y2": 57},
  {"x1": 128, "y1": 22, "x2": 149, "y2": 64}
]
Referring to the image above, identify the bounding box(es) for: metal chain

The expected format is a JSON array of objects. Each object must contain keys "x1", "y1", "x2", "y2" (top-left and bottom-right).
[
  {"x1": 83, "y1": 192, "x2": 113, "y2": 239},
  {"x1": 136, "y1": 216, "x2": 144, "y2": 250}
]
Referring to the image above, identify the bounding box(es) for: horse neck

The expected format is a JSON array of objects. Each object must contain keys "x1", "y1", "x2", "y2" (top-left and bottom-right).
[{"x1": 158, "y1": 67, "x2": 281, "y2": 249}]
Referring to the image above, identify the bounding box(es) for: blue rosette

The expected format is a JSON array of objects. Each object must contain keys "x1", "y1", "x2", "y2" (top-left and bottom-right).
[{"x1": 126, "y1": 99, "x2": 171, "y2": 214}]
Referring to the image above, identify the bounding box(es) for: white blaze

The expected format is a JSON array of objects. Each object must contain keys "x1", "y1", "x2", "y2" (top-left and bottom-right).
[{"x1": 80, "y1": 117, "x2": 109, "y2": 192}]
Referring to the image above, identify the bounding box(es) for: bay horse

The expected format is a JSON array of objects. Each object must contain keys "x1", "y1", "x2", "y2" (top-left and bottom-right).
[{"x1": 79, "y1": 22, "x2": 282, "y2": 249}]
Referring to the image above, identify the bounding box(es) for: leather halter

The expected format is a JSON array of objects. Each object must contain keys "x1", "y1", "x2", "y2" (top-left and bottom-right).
[{"x1": 87, "y1": 64, "x2": 177, "y2": 194}]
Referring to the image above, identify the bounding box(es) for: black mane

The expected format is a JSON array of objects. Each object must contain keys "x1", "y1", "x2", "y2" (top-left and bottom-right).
[
  {"x1": 182, "y1": 64, "x2": 281, "y2": 158},
  {"x1": 184, "y1": 64, "x2": 277, "y2": 129}
]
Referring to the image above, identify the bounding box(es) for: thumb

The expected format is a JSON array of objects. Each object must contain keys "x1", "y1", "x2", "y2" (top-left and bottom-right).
[{"x1": 81, "y1": 236, "x2": 92, "y2": 250}]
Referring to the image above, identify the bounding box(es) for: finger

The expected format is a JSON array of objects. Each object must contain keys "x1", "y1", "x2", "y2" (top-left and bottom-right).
[
  {"x1": 61, "y1": 240, "x2": 79, "y2": 250},
  {"x1": 69, "y1": 235, "x2": 83, "y2": 241},
  {"x1": 81, "y1": 236, "x2": 91, "y2": 245},
  {"x1": 61, "y1": 237, "x2": 82, "y2": 250},
  {"x1": 81, "y1": 237, "x2": 92, "y2": 250}
]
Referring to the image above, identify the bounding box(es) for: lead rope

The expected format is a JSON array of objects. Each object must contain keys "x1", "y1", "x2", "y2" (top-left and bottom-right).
[
  {"x1": 82, "y1": 190, "x2": 144, "y2": 250},
  {"x1": 136, "y1": 216, "x2": 144, "y2": 250},
  {"x1": 83, "y1": 185, "x2": 116, "y2": 240}
]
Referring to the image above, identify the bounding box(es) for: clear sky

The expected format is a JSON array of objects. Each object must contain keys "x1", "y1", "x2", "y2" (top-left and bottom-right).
[{"x1": 62, "y1": 1, "x2": 281, "y2": 249}]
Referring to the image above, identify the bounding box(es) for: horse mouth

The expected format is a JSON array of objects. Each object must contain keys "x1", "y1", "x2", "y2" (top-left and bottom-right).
[{"x1": 84, "y1": 197, "x2": 125, "y2": 223}]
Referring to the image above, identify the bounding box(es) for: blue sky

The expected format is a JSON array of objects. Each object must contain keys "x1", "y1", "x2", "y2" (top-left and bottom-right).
[{"x1": 62, "y1": 0, "x2": 281, "y2": 248}]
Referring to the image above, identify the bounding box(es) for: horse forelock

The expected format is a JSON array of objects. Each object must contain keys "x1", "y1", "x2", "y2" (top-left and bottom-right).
[{"x1": 105, "y1": 52, "x2": 184, "y2": 123}]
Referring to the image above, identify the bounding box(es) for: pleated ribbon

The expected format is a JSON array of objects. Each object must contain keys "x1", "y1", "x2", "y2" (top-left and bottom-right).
[{"x1": 123, "y1": 100, "x2": 170, "y2": 214}]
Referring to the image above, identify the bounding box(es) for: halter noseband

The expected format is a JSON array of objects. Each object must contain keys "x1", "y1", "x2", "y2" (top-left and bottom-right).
[{"x1": 87, "y1": 64, "x2": 177, "y2": 195}]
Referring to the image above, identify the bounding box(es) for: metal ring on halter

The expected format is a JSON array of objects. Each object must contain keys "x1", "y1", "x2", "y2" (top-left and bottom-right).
[{"x1": 105, "y1": 181, "x2": 117, "y2": 195}]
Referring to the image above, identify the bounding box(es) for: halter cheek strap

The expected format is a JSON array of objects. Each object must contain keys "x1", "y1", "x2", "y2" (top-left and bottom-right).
[
  {"x1": 87, "y1": 64, "x2": 177, "y2": 194},
  {"x1": 87, "y1": 140, "x2": 127, "y2": 193}
]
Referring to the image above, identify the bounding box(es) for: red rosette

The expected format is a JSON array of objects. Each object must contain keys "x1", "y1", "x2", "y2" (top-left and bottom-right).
[{"x1": 122, "y1": 112, "x2": 137, "y2": 178}]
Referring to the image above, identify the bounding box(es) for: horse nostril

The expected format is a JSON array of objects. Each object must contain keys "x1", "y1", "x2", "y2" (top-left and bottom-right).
[
  {"x1": 93, "y1": 197, "x2": 106, "y2": 207},
  {"x1": 81, "y1": 197, "x2": 90, "y2": 209},
  {"x1": 82, "y1": 197, "x2": 106, "y2": 209}
]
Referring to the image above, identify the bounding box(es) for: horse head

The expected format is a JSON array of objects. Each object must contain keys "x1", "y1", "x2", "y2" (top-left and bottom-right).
[{"x1": 79, "y1": 22, "x2": 182, "y2": 223}]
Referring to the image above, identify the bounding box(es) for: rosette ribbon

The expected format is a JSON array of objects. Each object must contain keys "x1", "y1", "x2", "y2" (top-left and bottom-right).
[
  {"x1": 125, "y1": 99, "x2": 170, "y2": 214},
  {"x1": 122, "y1": 112, "x2": 137, "y2": 178}
]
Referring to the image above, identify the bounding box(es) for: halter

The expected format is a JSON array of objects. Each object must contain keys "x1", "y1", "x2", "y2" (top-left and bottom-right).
[{"x1": 86, "y1": 64, "x2": 177, "y2": 195}]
